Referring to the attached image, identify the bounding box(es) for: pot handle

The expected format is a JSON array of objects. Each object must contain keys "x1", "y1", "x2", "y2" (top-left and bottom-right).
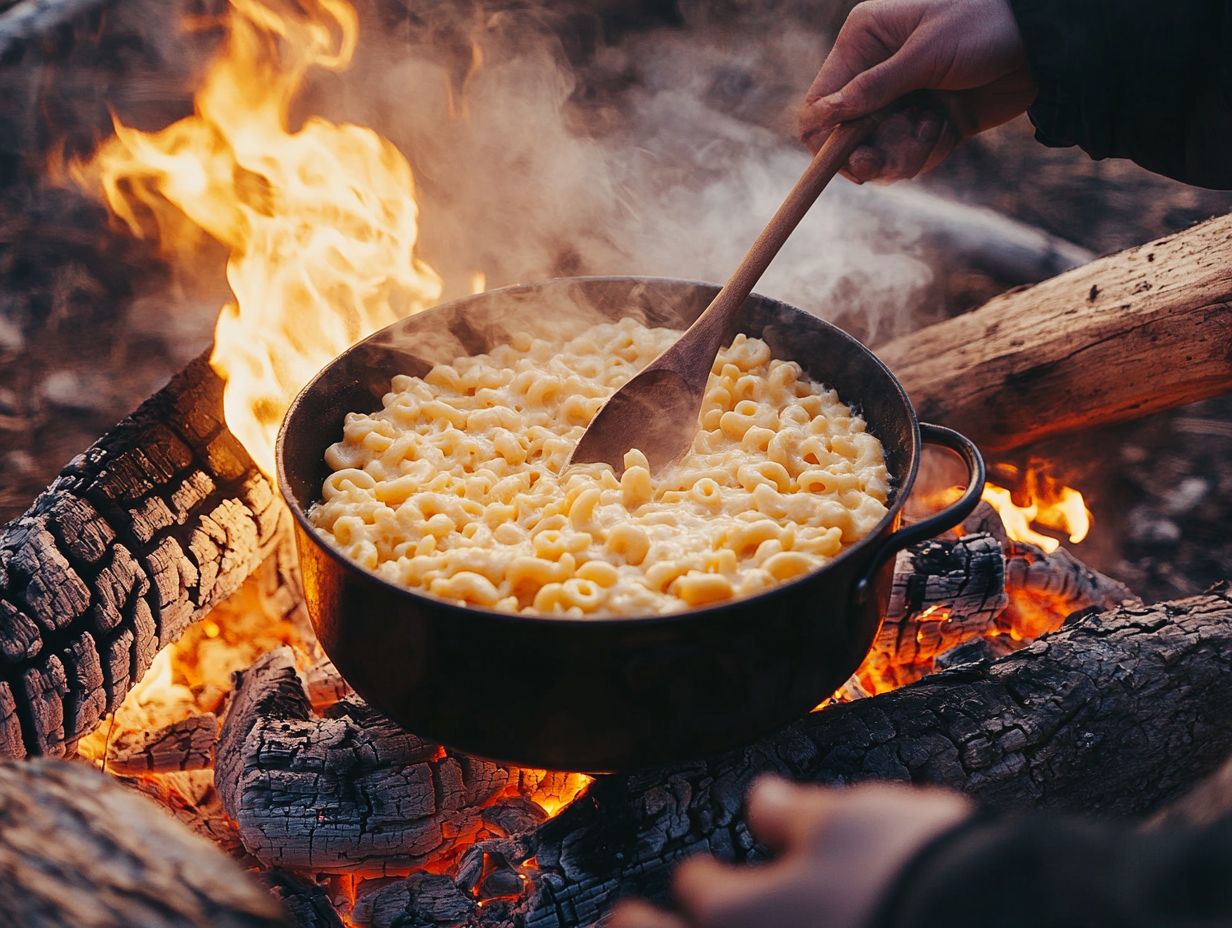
[{"x1": 854, "y1": 423, "x2": 986, "y2": 604}]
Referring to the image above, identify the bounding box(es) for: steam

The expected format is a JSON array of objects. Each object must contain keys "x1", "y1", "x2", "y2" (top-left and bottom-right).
[{"x1": 322, "y1": 1, "x2": 933, "y2": 344}]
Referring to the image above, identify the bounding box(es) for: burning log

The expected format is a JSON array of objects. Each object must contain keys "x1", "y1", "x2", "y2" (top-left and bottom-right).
[
  {"x1": 0, "y1": 356, "x2": 290, "y2": 758},
  {"x1": 863, "y1": 506, "x2": 1135, "y2": 688},
  {"x1": 348, "y1": 590, "x2": 1232, "y2": 928},
  {"x1": 216, "y1": 647, "x2": 572, "y2": 876},
  {"x1": 104, "y1": 711, "x2": 216, "y2": 774},
  {"x1": 0, "y1": 757, "x2": 288, "y2": 927},
  {"x1": 214, "y1": 524, "x2": 1087, "y2": 877},
  {"x1": 260, "y1": 871, "x2": 347, "y2": 928},
  {"x1": 880, "y1": 213, "x2": 1232, "y2": 453}
]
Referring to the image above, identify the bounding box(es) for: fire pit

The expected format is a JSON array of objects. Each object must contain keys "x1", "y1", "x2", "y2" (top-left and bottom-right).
[{"x1": 1, "y1": 0, "x2": 1232, "y2": 926}]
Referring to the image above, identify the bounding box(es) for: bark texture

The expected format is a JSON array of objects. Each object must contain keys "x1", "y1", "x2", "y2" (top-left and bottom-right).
[
  {"x1": 0, "y1": 355, "x2": 289, "y2": 758},
  {"x1": 0, "y1": 757, "x2": 288, "y2": 928},
  {"x1": 879, "y1": 214, "x2": 1232, "y2": 452},
  {"x1": 351, "y1": 590, "x2": 1232, "y2": 928},
  {"x1": 216, "y1": 647, "x2": 569, "y2": 876},
  {"x1": 104, "y1": 711, "x2": 217, "y2": 774}
]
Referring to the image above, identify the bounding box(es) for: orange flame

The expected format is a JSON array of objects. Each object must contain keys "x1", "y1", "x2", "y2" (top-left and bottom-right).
[
  {"x1": 74, "y1": 0, "x2": 442, "y2": 476},
  {"x1": 981, "y1": 461, "x2": 1091, "y2": 554}
]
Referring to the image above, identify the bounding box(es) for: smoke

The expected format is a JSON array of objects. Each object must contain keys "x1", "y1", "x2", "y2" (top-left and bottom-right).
[{"x1": 319, "y1": 0, "x2": 934, "y2": 345}]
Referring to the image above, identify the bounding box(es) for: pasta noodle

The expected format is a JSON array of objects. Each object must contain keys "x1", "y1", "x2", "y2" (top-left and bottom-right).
[{"x1": 309, "y1": 318, "x2": 890, "y2": 616}]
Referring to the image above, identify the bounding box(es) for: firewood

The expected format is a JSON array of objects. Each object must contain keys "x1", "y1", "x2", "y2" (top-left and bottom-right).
[
  {"x1": 216, "y1": 647, "x2": 572, "y2": 876},
  {"x1": 303, "y1": 655, "x2": 352, "y2": 710},
  {"x1": 260, "y1": 871, "x2": 347, "y2": 928},
  {"x1": 347, "y1": 590, "x2": 1232, "y2": 928},
  {"x1": 0, "y1": 356, "x2": 288, "y2": 758},
  {"x1": 104, "y1": 711, "x2": 216, "y2": 774},
  {"x1": 868, "y1": 532, "x2": 1008, "y2": 687},
  {"x1": 879, "y1": 213, "x2": 1232, "y2": 453},
  {"x1": 126, "y1": 767, "x2": 247, "y2": 855},
  {"x1": 0, "y1": 757, "x2": 288, "y2": 928}
]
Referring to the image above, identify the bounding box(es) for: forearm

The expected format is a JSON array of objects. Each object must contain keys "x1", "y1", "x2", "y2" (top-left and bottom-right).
[
  {"x1": 870, "y1": 813, "x2": 1232, "y2": 927},
  {"x1": 1008, "y1": 0, "x2": 1232, "y2": 188}
]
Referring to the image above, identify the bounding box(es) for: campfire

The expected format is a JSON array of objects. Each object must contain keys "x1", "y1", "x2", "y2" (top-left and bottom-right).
[{"x1": 2, "y1": 0, "x2": 1232, "y2": 926}]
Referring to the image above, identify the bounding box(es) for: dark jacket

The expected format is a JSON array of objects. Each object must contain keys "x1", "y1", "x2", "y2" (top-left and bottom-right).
[
  {"x1": 870, "y1": 811, "x2": 1232, "y2": 927},
  {"x1": 1009, "y1": 0, "x2": 1232, "y2": 188}
]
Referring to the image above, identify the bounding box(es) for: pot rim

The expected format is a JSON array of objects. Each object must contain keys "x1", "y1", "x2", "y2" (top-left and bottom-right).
[{"x1": 275, "y1": 274, "x2": 923, "y2": 629}]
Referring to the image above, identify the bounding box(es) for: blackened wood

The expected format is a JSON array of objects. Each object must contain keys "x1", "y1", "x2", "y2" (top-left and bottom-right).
[
  {"x1": 260, "y1": 871, "x2": 347, "y2": 928},
  {"x1": 0, "y1": 758, "x2": 288, "y2": 928},
  {"x1": 357, "y1": 591, "x2": 1232, "y2": 928},
  {"x1": 867, "y1": 524, "x2": 1135, "y2": 688},
  {"x1": 216, "y1": 647, "x2": 574, "y2": 876},
  {"x1": 1002, "y1": 542, "x2": 1137, "y2": 638},
  {"x1": 879, "y1": 214, "x2": 1232, "y2": 453},
  {"x1": 104, "y1": 711, "x2": 216, "y2": 774},
  {"x1": 0, "y1": 354, "x2": 290, "y2": 757},
  {"x1": 868, "y1": 532, "x2": 1007, "y2": 687}
]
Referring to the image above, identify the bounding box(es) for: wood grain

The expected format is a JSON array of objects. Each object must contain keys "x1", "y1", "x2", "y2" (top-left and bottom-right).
[
  {"x1": 0, "y1": 758, "x2": 288, "y2": 928},
  {"x1": 880, "y1": 214, "x2": 1232, "y2": 452},
  {"x1": 0, "y1": 355, "x2": 291, "y2": 757}
]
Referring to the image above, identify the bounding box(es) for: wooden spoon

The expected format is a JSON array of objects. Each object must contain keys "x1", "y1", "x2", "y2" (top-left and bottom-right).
[{"x1": 570, "y1": 115, "x2": 883, "y2": 472}]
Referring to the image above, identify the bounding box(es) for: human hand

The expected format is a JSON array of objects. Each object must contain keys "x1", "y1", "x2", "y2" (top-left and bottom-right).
[
  {"x1": 606, "y1": 777, "x2": 972, "y2": 928},
  {"x1": 799, "y1": 0, "x2": 1037, "y2": 182}
]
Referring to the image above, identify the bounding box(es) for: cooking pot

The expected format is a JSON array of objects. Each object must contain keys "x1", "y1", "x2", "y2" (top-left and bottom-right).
[{"x1": 277, "y1": 276, "x2": 984, "y2": 771}]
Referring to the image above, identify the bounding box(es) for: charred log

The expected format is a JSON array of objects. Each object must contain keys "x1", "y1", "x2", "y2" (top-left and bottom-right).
[
  {"x1": 867, "y1": 532, "x2": 1007, "y2": 687},
  {"x1": 353, "y1": 590, "x2": 1232, "y2": 928},
  {"x1": 879, "y1": 214, "x2": 1232, "y2": 453},
  {"x1": 216, "y1": 647, "x2": 570, "y2": 876},
  {"x1": 0, "y1": 355, "x2": 289, "y2": 758},
  {"x1": 104, "y1": 711, "x2": 216, "y2": 774},
  {"x1": 865, "y1": 520, "x2": 1135, "y2": 688},
  {"x1": 260, "y1": 871, "x2": 347, "y2": 928},
  {"x1": 0, "y1": 757, "x2": 288, "y2": 928}
]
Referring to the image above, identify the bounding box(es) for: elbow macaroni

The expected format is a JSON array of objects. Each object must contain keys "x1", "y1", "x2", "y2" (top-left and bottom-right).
[{"x1": 309, "y1": 318, "x2": 890, "y2": 616}]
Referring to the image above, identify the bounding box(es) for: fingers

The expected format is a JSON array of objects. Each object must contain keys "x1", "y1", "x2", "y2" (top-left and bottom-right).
[
  {"x1": 745, "y1": 775, "x2": 842, "y2": 851},
  {"x1": 605, "y1": 899, "x2": 688, "y2": 928},
  {"x1": 808, "y1": 47, "x2": 925, "y2": 130},
  {"x1": 673, "y1": 855, "x2": 791, "y2": 927},
  {"x1": 807, "y1": 107, "x2": 959, "y2": 183}
]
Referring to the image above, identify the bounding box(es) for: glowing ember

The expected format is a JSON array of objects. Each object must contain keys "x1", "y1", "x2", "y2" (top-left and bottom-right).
[{"x1": 73, "y1": 0, "x2": 442, "y2": 477}]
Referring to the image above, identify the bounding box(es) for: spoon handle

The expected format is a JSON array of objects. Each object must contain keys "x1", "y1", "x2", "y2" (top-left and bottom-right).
[{"x1": 686, "y1": 114, "x2": 883, "y2": 345}]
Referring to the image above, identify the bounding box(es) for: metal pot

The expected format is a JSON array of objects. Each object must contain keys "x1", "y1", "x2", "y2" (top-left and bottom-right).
[{"x1": 277, "y1": 276, "x2": 984, "y2": 772}]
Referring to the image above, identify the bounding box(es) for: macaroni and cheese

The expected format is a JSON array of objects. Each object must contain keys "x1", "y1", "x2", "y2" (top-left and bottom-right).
[{"x1": 309, "y1": 318, "x2": 890, "y2": 615}]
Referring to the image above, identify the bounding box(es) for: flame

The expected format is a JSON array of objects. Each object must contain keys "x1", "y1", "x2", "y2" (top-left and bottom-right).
[
  {"x1": 981, "y1": 462, "x2": 1091, "y2": 554},
  {"x1": 928, "y1": 461, "x2": 1091, "y2": 554},
  {"x1": 74, "y1": 0, "x2": 442, "y2": 476}
]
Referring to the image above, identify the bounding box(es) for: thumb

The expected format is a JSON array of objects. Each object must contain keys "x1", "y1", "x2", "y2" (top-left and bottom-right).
[
  {"x1": 745, "y1": 776, "x2": 842, "y2": 852},
  {"x1": 800, "y1": 46, "x2": 922, "y2": 135}
]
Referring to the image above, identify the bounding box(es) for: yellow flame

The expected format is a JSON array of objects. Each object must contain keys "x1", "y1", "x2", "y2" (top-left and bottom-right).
[
  {"x1": 981, "y1": 482, "x2": 1090, "y2": 554},
  {"x1": 127, "y1": 647, "x2": 177, "y2": 706},
  {"x1": 75, "y1": 0, "x2": 442, "y2": 476}
]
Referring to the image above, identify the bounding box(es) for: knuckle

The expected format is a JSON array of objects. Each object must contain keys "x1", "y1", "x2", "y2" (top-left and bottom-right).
[{"x1": 845, "y1": 1, "x2": 877, "y2": 28}]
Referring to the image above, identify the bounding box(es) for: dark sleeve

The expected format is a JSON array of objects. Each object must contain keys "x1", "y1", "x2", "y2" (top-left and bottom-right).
[
  {"x1": 1007, "y1": 0, "x2": 1232, "y2": 189},
  {"x1": 868, "y1": 812, "x2": 1232, "y2": 928}
]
